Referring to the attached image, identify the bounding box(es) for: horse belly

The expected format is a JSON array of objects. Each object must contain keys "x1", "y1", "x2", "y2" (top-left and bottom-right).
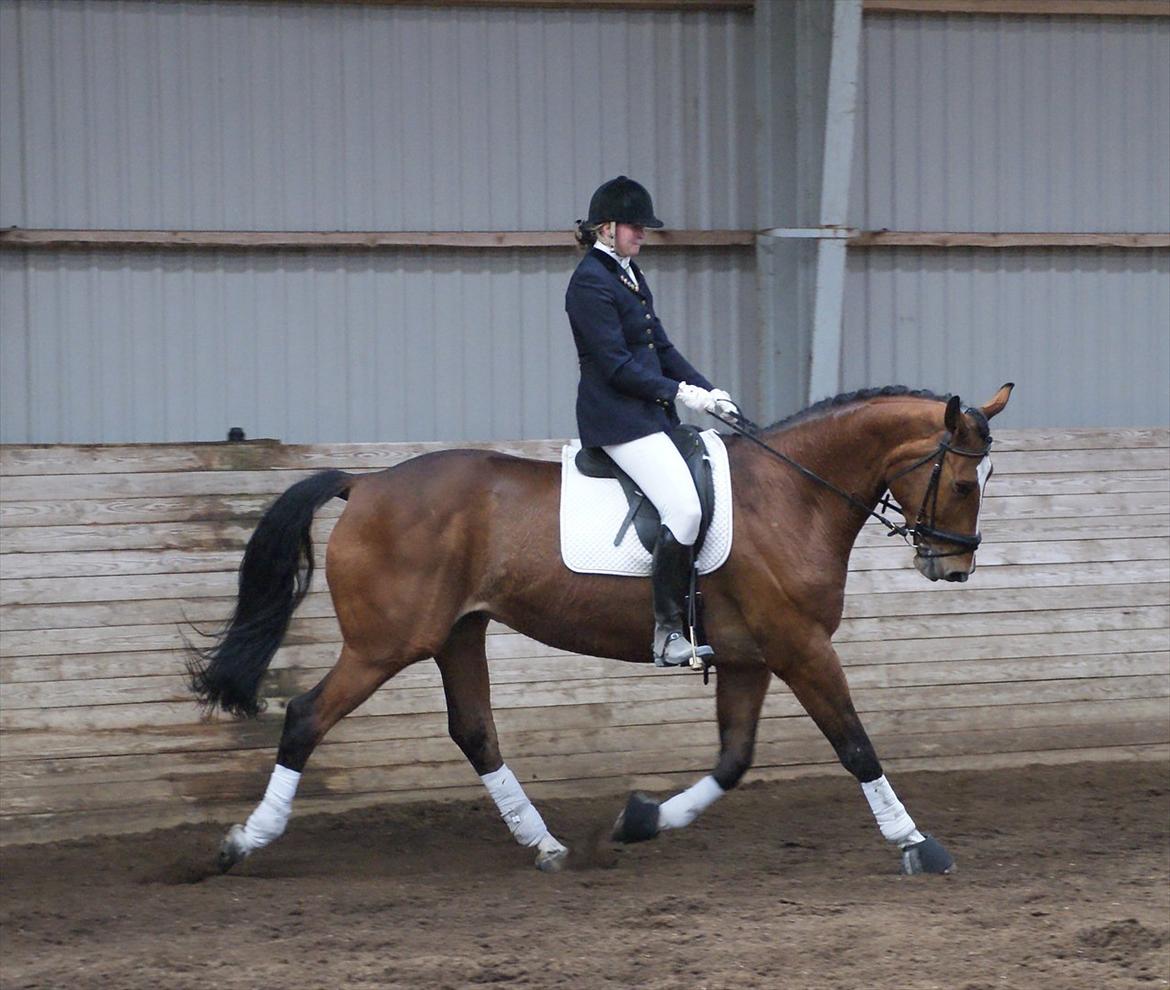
[{"x1": 486, "y1": 546, "x2": 655, "y2": 664}]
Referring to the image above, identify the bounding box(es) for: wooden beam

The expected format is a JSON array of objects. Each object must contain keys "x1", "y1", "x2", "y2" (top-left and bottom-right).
[
  {"x1": 3, "y1": 228, "x2": 1166, "y2": 252},
  {"x1": 864, "y1": 0, "x2": 1170, "y2": 17},
  {"x1": 851, "y1": 231, "x2": 1170, "y2": 248},
  {"x1": 0, "y1": 228, "x2": 756, "y2": 251},
  {"x1": 236, "y1": 0, "x2": 754, "y2": 11}
]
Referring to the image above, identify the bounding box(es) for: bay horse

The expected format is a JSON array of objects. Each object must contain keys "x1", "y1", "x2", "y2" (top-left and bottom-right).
[{"x1": 189, "y1": 383, "x2": 1013, "y2": 875}]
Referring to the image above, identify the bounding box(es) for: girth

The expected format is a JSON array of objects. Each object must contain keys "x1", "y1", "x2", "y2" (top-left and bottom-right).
[{"x1": 574, "y1": 425, "x2": 716, "y2": 555}]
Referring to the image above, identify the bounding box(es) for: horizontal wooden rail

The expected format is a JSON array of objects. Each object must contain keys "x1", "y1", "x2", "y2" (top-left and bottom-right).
[
  {"x1": 864, "y1": 0, "x2": 1170, "y2": 16},
  {"x1": 851, "y1": 231, "x2": 1170, "y2": 248},
  {"x1": 228, "y1": 0, "x2": 1170, "y2": 14},
  {"x1": 238, "y1": 0, "x2": 753, "y2": 10},
  {"x1": 0, "y1": 228, "x2": 755, "y2": 251},
  {"x1": 3, "y1": 228, "x2": 1167, "y2": 252}
]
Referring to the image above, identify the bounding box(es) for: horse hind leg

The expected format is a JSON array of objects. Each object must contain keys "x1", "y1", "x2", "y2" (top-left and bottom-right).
[
  {"x1": 778, "y1": 646, "x2": 955, "y2": 875},
  {"x1": 436, "y1": 613, "x2": 569, "y2": 873},
  {"x1": 219, "y1": 644, "x2": 404, "y2": 872}
]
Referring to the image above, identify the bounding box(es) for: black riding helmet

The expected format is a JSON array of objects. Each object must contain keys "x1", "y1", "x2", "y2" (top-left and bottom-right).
[{"x1": 586, "y1": 176, "x2": 664, "y2": 228}]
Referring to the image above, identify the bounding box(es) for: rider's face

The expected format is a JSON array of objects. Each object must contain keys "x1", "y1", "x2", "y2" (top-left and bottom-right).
[{"x1": 614, "y1": 223, "x2": 645, "y2": 257}]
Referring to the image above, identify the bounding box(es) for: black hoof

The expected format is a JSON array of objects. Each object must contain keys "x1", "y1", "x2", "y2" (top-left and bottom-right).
[
  {"x1": 901, "y1": 834, "x2": 955, "y2": 875},
  {"x1": 611, "y1": 792, "x2": 660, "y2": 844}
]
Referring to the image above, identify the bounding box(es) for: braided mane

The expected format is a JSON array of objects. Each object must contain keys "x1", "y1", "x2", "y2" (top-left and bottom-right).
[
  {"x1": 765, "y1": 386, "x2": 949, "y2": 431},
  {"x1": 764, "y1": 385, "x2": 991, "y2": 442}
]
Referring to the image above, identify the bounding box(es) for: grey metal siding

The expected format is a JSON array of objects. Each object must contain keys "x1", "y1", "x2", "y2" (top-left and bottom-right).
[
  {"x1": 1, "y1": 0, "x2": 755, "y2": 232},
  {"x1": 0, "y1": 247, "x2": 757, "y2": 444},
  {"x1": 842, "y1": 247, "x2": 1170, "y2": 428},
  {"x1": 0, "y1": 0, "x2": 757, "y2": 444},
  {"x1": 851, "y1": 13, "x2": 1170, "y2": 233}
]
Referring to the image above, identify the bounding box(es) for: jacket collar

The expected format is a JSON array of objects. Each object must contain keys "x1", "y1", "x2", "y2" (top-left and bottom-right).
[{"x1": 590, "y1": 246, "x2": 644, "y2": 283}]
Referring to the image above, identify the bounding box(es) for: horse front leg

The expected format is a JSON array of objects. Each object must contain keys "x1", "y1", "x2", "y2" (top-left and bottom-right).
[
  {"x1": 777, "y1": 639, "x2": 955, "y2": 875},
  {"x1": 436, "y1": 614, "x2": 569, "y2": 872},
  {"x1": 612, "y1": 660, "x2": 771, "y2": 843}
]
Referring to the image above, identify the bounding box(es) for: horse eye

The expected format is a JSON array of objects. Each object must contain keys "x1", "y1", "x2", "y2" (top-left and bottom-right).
[{"x1": 953, "y1": 481, "x2": 978, "y2": 497}]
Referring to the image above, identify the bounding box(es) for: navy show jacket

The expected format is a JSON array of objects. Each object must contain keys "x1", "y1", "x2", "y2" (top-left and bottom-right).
[{"x1": 565, "y1": 247, "x2": 713, "y2": 448}]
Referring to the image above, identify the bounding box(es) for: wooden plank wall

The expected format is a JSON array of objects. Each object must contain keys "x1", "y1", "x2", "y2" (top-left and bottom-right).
[{"x1": 2, "y1": 430, "x2": 1168, "y2": 844}]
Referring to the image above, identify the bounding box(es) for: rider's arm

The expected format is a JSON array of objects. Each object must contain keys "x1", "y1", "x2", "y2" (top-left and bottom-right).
[{"x1": 567, "y1": 271, "x2": 680, "y2": 406}]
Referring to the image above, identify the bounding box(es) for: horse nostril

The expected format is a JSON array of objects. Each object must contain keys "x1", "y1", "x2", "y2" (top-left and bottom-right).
[{"x1": 944, "y1": 571, "x2": 968, "y2": 583}]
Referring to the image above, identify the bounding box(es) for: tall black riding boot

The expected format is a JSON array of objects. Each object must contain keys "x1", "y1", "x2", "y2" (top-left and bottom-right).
[{"x1": 651, "y1": 525, "x2": 714, "y2": 667}]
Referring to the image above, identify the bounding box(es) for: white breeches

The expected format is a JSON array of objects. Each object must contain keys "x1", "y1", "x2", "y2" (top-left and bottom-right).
[{"x1": 603, "y1": 431, "x2": 702, "y2": 547}]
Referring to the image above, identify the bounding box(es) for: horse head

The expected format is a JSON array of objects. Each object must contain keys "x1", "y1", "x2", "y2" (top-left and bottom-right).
[{"x1": 884, "y1": 383, "x2": 1014, "y2": 583}]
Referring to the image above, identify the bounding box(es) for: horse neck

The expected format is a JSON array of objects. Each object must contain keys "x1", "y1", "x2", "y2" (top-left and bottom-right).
[{"x1": 754, "y1": 399, "x2": 944, "y2": 544}]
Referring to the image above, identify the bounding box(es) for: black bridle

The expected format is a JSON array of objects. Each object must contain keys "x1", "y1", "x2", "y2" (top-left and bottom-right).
[
  {"x1": 713, "y1": 409, "x2": 992, "y2": 559},
  {"x1": 880, "y1": 433, "x2": 991, "y2": 558}
]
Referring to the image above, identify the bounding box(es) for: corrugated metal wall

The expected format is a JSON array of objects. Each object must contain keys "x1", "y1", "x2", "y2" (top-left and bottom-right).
[
  {"x1": 0, "y1": 0, "x2": 756, "y2": 444},
  {"x1": 851, "y1": 13, "x2": 1170, "y2": 232},
  {"x1": 843, "y1": 247, "x2": 1170, "y2": 428},
  {"x1": 842, "y1": 12, "x2": 1170, "y2": 428},
  {"x1": 0, "y1": 247, "x2": 754, "y2": 443},
  {"x1": 0, "y1": 0, "x2": 754, "y2": 231},
  {"x1": 4, "y1": 2, "x2": 1169, "y2": 441}
]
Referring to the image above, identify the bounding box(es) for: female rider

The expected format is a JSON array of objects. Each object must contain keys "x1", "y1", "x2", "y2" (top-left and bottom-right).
[{"x1": 566, "y1": 175, "x2": 737, "y2": 667}]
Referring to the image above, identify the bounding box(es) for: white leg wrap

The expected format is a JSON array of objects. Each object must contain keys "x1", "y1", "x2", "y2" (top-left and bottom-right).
[
  {"x1": 658, "y1": 775, "x2": 725, "y2": 831},
  {"x1": 241, "y1": 765, "x2": 301, "y2": 852},
  {"x1": 480, "y1": 764, "x2": 564, "y2": 854},
  {"x1": 861, "y1": 775, "x2": 925, "y2": 847}
]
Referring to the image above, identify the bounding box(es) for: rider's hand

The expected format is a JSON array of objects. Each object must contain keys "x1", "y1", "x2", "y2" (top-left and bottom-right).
[
  {"x1": 709, "y1": 388, "x2": 739, "y2": 417},
  {"x1": 676, "y1": 381, "x2": 714, "y2": 413}
]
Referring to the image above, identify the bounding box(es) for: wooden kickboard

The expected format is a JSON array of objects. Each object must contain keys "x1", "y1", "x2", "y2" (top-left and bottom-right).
[{"x1": 1, "y1": 429, "x2": 1167, "y2": 843}]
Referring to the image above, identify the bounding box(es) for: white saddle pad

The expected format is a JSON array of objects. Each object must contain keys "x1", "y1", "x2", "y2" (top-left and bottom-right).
[{"x1": 559, "y1": 430, "x2": 733, "y2": 577}]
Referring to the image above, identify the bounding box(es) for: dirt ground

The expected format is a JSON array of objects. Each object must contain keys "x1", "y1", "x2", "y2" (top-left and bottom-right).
[{"x1": 2, "y1": 761, "x2": 1168, "y2": 990}]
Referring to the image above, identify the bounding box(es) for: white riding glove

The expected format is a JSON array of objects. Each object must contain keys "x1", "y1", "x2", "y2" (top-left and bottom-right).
[
  {"x1": 676, "y1": 381, "x2": 714, "y2": 413},
  {"x1": 708, "y1": 388, "x2": 740, "y2": 417}
]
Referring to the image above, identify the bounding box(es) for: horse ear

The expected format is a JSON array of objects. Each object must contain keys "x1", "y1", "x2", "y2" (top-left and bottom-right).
[
  {"x1": 981, "y1": 382, "x2": 1015, "y2": 420},
  {"x1": 944, "y1": 395, "x2": 962, "y2": 433}
]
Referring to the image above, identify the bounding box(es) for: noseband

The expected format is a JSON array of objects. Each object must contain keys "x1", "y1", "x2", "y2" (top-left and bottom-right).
[
  {"x1": 716, "y1": 411, "x2": 991, "y2": 559},
  {"x1": 880, "y1": 435, "x2": 991, "y2": 559}
]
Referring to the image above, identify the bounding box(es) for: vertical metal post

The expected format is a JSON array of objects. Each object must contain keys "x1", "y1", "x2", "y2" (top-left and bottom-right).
[
  {"x1": 756, "y1": 0, "x2": 863, "y2": 419},
  {"x1": 808, "y1": 0, "x2": 862, "y2": 403}
]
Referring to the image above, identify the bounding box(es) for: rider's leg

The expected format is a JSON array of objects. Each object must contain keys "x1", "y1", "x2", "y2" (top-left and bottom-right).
[
  {"x1": 603, "y1": 431, "x2": 701, "y2": 546},
  {"x1": 603, "y1": 432, "x2": 705, "y2": 666}
]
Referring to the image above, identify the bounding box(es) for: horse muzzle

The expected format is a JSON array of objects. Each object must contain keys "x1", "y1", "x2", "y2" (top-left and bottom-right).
[{"x1": 914, "y1": 551, "x2": 975, "y2": 583}]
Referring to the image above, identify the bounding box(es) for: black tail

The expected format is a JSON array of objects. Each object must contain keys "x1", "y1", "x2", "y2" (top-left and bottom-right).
[{"x1": 186, "y1": 469, "x2": 353, "y2": 717}]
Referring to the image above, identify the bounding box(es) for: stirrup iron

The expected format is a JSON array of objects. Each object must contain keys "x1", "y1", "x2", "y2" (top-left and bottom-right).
[{"x1": 653, "y1": 629, "x2": 712, "y2": 667}]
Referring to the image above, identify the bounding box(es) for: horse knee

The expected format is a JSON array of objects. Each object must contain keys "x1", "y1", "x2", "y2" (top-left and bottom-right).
[
  {"x1": 836, "y1": 738, "x2": 881, "y2": 783},
  {"x1": 448, "y1": 716, "x2": 498, "y2": 775}
]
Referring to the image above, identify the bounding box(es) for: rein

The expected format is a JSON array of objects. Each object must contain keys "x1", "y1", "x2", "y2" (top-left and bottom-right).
[{"x1": 712, "y1": 409, "x2": 991, "y2": 558}]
